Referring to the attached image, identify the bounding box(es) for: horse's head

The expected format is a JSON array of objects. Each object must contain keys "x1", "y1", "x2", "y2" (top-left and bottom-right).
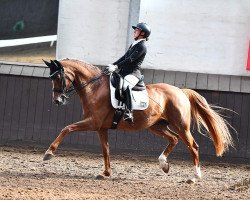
[{"x1": 43, "y1": 59, "x2": 73, "y2": 105}]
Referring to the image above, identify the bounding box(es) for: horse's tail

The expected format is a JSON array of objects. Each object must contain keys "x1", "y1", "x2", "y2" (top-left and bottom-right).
[{"x1": 181, "y1": 88, "x2": 234, "y2": 156}]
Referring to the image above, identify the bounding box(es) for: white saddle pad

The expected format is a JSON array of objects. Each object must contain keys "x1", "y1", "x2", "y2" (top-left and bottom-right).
[{"x1": 110, "y1": 81, "x2": 149, "y2": 110}]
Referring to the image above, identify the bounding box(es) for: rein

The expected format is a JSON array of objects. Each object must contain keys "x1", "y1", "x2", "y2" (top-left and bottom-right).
[{"x1": 68, "y1": 74, "x2": 103, "y2": 96}]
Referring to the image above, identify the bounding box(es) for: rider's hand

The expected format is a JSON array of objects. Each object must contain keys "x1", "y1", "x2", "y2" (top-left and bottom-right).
[
  {"x1": 107, "y1": 64, "x2": 117, "y2": 72},
  {"x1": 103, "y1": 64, "x2": 118, "y2": 74}
]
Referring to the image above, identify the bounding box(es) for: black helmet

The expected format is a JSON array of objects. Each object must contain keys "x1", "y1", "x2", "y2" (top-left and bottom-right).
[{"x1": 132, "y1": 22, "x2": 151, "y2": 38}]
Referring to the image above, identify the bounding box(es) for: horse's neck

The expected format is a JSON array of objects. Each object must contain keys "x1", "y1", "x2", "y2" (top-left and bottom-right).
[
  {"x1": 76, "y1": 71, "x2": 110, "y2": 114},
  {"x1": 67, "y1": 61, "x2": 101, "y2": 84}
]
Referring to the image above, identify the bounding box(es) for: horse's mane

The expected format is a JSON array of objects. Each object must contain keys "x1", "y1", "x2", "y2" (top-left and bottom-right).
[{"x1": 60, "y1": 58, "x2": 101, "y2": 74}]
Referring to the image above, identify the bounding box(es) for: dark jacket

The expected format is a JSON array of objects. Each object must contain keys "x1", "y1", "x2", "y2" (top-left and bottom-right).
[{"x1": 113, "y1": 40, "x2": 147, "y2": 78}]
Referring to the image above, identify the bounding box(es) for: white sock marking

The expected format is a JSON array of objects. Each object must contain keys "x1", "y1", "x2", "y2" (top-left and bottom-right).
[
  {"x1": 194, "y1": 165, "x2": 202, "y2": 179},
  {"x1": 158, "y1": 153, "x2": 167, "y2": 168}
]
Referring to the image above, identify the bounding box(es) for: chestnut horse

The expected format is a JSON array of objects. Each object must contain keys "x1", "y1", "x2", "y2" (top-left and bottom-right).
[{"x1": 43, "y1": 59, "x2": 234, "y2": 183}]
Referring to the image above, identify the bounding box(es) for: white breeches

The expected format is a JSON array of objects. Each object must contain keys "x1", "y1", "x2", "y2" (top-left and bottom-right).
[{"x1": 123, "y1": 75, "x2": 139, "y2": 90}]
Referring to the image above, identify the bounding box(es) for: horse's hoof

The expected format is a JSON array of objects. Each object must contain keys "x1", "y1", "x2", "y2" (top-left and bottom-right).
[
  {"x1": 95, "y1": 174, "x2": 105, "y2": 180},
  {"x1": 103, "y1": 170, "x2": 111, "y2": 177},
  {"x1": 43, "y1": 153, "x2": 54, "y2": 161},
  {"x1": 186, "y1": 178, "x2": 196, "y2": 184},
  {"x1": 195, "y1": 174, "x2": 202, "y2": 179},
  {"x1": 161, "y1": 163, "x2": 170, "y2": 173}
]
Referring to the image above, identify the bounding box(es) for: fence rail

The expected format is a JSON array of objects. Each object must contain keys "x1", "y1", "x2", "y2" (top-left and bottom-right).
[{"x1": 0, "y1": 35, "x2": 57, "y2": 47}]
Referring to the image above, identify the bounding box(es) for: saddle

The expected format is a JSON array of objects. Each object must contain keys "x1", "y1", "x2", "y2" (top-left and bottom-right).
[
  {"x1": 109, "y1": 72, "x2": 149, "y2": 129},
  {"x1": 109, "y1": 72, "x2": 149, "y2": 110}
]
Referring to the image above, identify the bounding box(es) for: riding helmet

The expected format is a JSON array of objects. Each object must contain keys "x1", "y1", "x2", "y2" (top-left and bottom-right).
[{"x1": 132, "y1": 22, "x2": 151, "y2": 38}]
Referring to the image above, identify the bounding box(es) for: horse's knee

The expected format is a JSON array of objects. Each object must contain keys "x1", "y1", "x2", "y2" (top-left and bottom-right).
[
  {"x1": 169, "y1": 136, "x2": 178, "y2": 146},
  {"x1": 193, "y1": 141, "x2": 199, "y2": 151},
  {"x1": 168, "y1": 136, "x2": 179, "y2": 147},
  {"x1": 61, "y1": 125, "x2": 72, "y2": 133}
]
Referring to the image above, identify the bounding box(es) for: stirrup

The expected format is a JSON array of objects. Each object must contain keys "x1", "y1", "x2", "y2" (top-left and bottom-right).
[{"x1": 124, "y1": 110, "x2": 134, "y2": 123}]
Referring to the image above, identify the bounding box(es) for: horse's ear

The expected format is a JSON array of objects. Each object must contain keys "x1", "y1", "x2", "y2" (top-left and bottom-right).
[
  {"x1": 53, "y1": 60, "x2": 64, "y2": 71},
  {"x1": 43, "y1": 59, "x2": 53, "y2": 68},
  {"x1": 50, "y1": 60, "x2": 58, "y2": 72}
]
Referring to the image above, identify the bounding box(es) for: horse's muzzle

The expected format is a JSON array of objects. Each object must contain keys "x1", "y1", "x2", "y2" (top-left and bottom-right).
[{"x1": 53, "y1": 96, "x2": 66, "y2": 106}]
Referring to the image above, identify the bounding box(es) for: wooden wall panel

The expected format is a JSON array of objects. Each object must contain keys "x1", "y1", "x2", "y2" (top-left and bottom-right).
[
  {"x1": 0, "y1": 76, "x2": 8, "y2": 140},
  {"x1": 2, "y1": 76, "x2": 15, "y2": 141},
  {"x1": 230, "y1": 76, "x2": 241, "y2": 92},
  {"x1": 207, "y1": 74, "x2": 219, "y2": 91},
  {"x1": 10, "y1": 76, "x2": 23, "y2": 140},
  {"x1": 0, "y1": 73, "x2": 249, "y2": 160},
  {"x1": 186, "y1": 73, "x2": 197, "y2": 89},
  {"x1": 25, "y1": 78, "x2": 38, "y2": 140},
  {"x1": 33, "y1": 79, "x2": 46, "y2": 141},
  {"x1": 219, "y1": 76, "x2": 230, "y2": 91},
  {"x1": 197, "y1": 74, "x2": 208, "y2": 90},
  {"x1": 40, "y1": 80, "x2": 52, "y2": 143}
]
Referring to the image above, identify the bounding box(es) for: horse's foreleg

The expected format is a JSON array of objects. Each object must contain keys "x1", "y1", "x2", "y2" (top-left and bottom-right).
[
  {"x1": 97, "y1": 129, "x2": 111, "y2": 178},
  {"x1": 43, "y1": 118, "x2": 93, "y2": 161},
  {"x1": 149, "y1": 122, "x2": 179, "y2": 173}
]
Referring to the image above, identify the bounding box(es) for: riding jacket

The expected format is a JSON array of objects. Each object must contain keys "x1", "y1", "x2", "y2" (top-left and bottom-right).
[{"x1": 113, "y1": 40, "x2": 147, "y2": 79}]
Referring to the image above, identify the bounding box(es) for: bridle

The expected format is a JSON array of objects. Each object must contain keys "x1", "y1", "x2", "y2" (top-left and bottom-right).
[{"x1": 49, "y1": 68, "x2": 103, "y2": 98}]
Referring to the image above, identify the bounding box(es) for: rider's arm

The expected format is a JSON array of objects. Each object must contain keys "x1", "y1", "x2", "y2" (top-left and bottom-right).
[
  {"x1": 114, "y1": 44, "x2": 146, "y2": 68},
  {"x1": 113, "y1": 55, "x2": 126, "y2": 66},
  {"x1": 113, "y1": 44, "x2": 133, "y2": 66}
]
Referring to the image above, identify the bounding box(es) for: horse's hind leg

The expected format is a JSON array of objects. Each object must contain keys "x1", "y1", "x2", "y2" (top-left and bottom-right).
[
  {"x1": 178, "y1": 129, "x2": 201, "y2": 182},
  {"x1": 149, "y1": 121, "x2": 179, "y2": 173}
]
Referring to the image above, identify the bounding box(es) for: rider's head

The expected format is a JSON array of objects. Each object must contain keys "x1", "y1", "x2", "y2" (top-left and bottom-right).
[{"x1": 132, "y1": 22, "x2": 151, "y2": 41}]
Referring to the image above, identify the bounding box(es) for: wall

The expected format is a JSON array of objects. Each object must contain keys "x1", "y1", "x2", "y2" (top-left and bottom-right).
[
  {"x1": 0, "y1": 62, "x2": 249, "y2": 160},
  {"x1": 139, "y1": 0, "x2": 250, "y2": 76},
  {"x1": 56, "y1": 0, "x2": 130, "y2": 65},
  {"x1": 57, "y1": 0, "x2": 250, "y2": 76}
]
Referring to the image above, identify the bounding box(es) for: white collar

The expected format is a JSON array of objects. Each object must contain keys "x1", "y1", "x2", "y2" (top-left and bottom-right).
[{"x1": 131, "y1": 38, "x2": 145, "y2": 47}]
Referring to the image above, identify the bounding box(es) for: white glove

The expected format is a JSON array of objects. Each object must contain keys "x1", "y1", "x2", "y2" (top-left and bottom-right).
[{"x1": 107, "y1": 64, "x2": 118, "y2": 72}]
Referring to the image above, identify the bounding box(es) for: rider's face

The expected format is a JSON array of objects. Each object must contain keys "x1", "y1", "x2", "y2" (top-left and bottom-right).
[{"x1": 133, "y1": 28, "x2": 141, "y2": 39}]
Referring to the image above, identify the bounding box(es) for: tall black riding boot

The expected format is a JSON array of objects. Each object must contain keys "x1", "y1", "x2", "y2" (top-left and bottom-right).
[{"x1": 123, "y1": 87, "x2": 134, "y2": 123}]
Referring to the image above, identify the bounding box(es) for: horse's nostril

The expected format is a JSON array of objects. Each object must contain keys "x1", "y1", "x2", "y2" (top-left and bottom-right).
[{"x1": 54, "y1": 99, "x2": 60, "y2": 105}]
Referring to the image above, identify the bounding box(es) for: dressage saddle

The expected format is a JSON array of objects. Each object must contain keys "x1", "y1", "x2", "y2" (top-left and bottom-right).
[{"x1": 110, "y1": 72, "x2": 146, "y2": 102}]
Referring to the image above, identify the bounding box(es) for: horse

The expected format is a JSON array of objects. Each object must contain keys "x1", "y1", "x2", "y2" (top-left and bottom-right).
[{"x1": 43, "y1": 58, "x2": 234, "y2": 183}]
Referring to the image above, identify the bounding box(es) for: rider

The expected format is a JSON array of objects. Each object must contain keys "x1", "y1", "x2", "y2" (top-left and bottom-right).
[{"x1": 106, "y1": 22, "x2": 151, "y2": 122}]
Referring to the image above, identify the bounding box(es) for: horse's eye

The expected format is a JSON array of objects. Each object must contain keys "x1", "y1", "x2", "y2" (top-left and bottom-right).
[{"x1": 56, "y1": 74, "x2": 61, "y2": 79}]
